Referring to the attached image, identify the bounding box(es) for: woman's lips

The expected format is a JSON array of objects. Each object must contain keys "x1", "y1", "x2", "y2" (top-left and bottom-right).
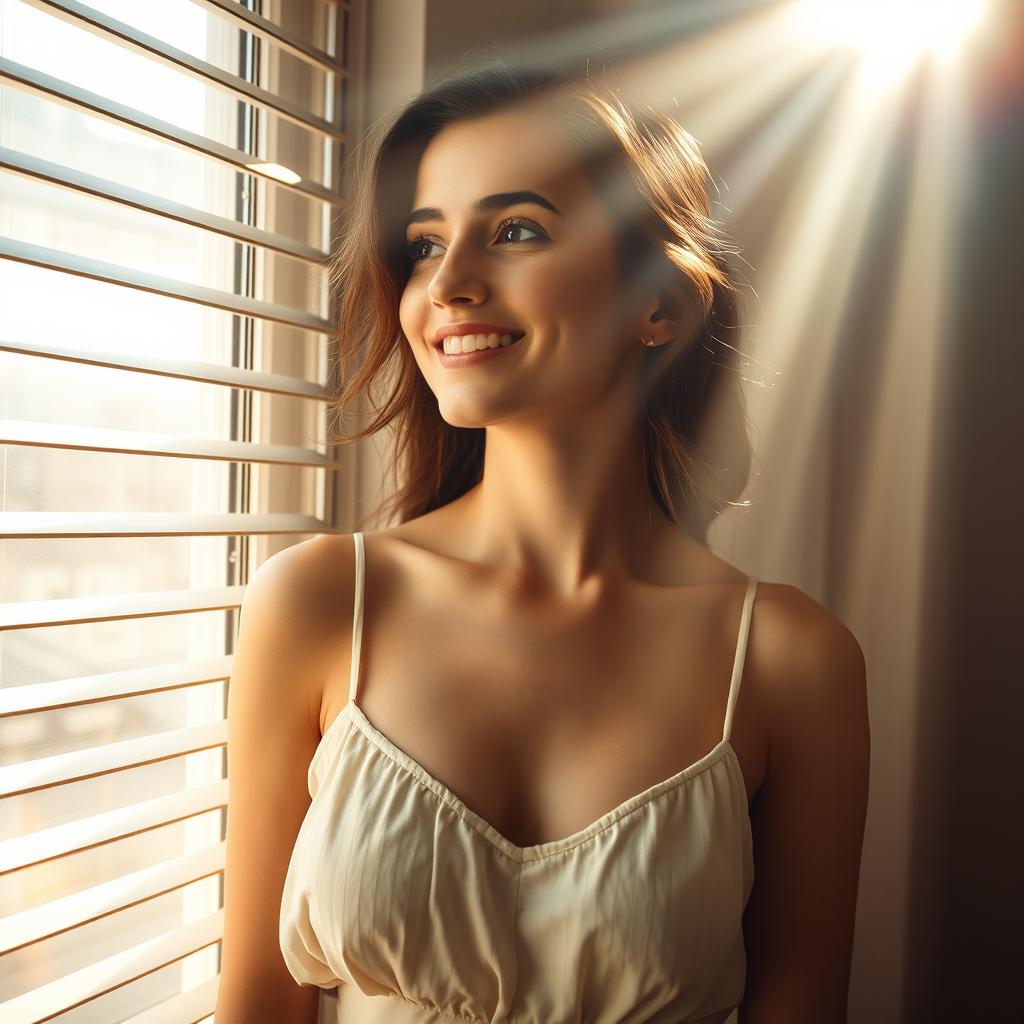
[
  {"x1": 434, "y1": 323, "x2": 524, "y2": 345},
  {"x1": 436, "y1": 334, "x2": 525, "y2": 367}
]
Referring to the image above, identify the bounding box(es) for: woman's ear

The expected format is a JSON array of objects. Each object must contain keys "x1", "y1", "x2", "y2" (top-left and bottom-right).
[
  {"x1": 656, "y1": 279, "x2": 707, "y2": 349},
  {"x1": 638, "y1": 286, "x2": 698, "y2": 349}
]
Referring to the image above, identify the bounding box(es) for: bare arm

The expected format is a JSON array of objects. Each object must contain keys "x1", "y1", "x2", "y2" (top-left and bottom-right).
[
  {"x1": 214, "y1": 538, "x2": 347, "y2": 1024},
  {"x1": 738, "y1": 585, "x2": 871, "y2": 1023}
]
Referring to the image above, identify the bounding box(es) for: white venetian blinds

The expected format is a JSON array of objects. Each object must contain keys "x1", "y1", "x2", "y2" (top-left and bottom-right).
[{"x1": 0, "y1": 0, "x2": 363, "y2": 1020}]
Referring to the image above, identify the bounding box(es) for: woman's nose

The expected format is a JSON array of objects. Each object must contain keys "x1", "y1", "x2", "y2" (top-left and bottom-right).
[{"x1": 427, "y1": 243, "x2": 489, "y2": 306}]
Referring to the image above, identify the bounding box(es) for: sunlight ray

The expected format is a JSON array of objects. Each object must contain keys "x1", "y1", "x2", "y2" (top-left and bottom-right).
[{"x1": 726, "y1": 64, "x2": 910, "y2": 586}]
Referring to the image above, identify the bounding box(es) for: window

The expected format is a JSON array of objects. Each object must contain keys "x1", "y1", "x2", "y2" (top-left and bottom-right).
[{"x1": 0, "y1": 0, "x2": 362, "y2": 1019}]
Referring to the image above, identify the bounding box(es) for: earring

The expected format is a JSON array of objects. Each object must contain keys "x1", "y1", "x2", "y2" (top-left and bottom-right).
[{"x1": 640, "y1": 335, "x2": 656, "y2": 346}]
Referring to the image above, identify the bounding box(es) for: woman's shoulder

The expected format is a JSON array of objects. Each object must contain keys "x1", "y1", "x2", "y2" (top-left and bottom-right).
[
  {"x1": 240, "y1": 534, "x2": 366, "y2": 670},
  {"x1": 689, "y1": 556, "x2": 861, "y2": 712},
  {"x1": 249, "y1": 533, "x2": 358, "y2": 612},
  {"x1": 742, "y1": 579, "x2": 867, "y2": 750},
  {"x1": 747, "y1": 580, "x2": 863, "y2": 669}
]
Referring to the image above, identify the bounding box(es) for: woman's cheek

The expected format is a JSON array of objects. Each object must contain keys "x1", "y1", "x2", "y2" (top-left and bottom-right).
[
  {"x1": 398, "y1": 288, "x2": 422, "y2": 349},
  {"x1": 540, "y1": 236, "x2": 615, "y2": 312},
  {"x1": 515, "y1": 259, "x2": 584, "y2": 323}
]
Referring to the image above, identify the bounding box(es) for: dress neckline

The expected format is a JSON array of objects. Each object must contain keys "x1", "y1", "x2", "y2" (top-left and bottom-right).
[{"x1": 311, "y1": 698, "x2": 748, "y2": 864}]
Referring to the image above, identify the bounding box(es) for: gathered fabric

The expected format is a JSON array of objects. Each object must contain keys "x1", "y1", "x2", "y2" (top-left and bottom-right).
[{"x1": 280, "y1": 531, "x2": 757, "y2": 1023}]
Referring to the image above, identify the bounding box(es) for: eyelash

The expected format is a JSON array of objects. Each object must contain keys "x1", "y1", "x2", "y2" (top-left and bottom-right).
[{"x1": 405, "y1": 216, "x2": 548, "y2": 264}]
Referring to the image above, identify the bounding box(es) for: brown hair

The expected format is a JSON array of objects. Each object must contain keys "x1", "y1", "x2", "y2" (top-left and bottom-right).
[{"x1": 326, "y1": 56, "x2": 753, "y2": 545}]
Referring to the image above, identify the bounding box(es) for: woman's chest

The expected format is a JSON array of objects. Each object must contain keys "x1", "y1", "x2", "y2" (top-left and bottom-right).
[
  {"x1": 320, "y1": 565, "x2": 762, "y2": 850},
  {"x1": 291, "y1": 723, "x2": 753, "y2": 1019}
]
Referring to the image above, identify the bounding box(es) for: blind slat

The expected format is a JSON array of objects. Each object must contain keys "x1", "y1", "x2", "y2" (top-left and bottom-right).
[
  {"x1": 0, "y1": 780, "x2": 228, "y2": 873},
  {"x1": 0, "y1": 419, "x2": 340, "y2": 467},
  {"x1": 0, "y1": 338, "x2": 330, "y2": 400},
  {"x1": 1, "y1": 720, "x2": 229, "y2": 798},
  {"x1": 118, "y1": 975, "x2": 220, "y2": 1024},
  {"x1": 0, "y1": 145, "x2": 331, "y2": 264},
  {"x1": 0, "y1": 512, "x2": 332, "y2": 541},
  {"x1": 0, "y1": 656, "x2": 234, "y2": 717},
  {"x1": 192, "y1": 0, "x2": 346, "y2": 72},
  {"x1": 0, "y1": 911, "x2": 224, "y2": 1024},
  {"x1": 3, "y1": 841, "x2": 225, "y2": 953},
  {"x1": 25, "y1": 0, "x2": 343, "y2": 139},
  {"x1": 0, "y1": 235, "x2": 336, "y2": 332},
  {"x1": 0, "y1": 585, "x2": 245, "y2": 631},
  {"x1": 0, "y1": 57, "x2": 344, "y2": 206}
]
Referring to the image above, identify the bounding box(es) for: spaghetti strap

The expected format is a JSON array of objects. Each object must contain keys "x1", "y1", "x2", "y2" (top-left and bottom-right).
[
  {"x1": 721, "y1": 577, "x2": 758, "y2": 744},
  {"x1": 348, "y1": 531, "x2": 365, "y2": 706}
]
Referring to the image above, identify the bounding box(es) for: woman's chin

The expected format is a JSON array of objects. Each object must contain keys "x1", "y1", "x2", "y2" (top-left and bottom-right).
[
  {"x1": 438, "y1": 409, "x2": 493, "y2": 430},
  {"x1": 436, "y1": 398, "x2": 507, "y2": 430}
]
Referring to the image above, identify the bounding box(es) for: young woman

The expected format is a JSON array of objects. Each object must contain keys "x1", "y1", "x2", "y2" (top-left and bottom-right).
[{"x1": 216, "y1": 60, "x2": 870, "y2": 1024}]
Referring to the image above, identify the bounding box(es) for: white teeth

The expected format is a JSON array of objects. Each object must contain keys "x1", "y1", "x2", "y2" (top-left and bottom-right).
[{"x1": 442, "y1": 332, "x2": 518, "y2": 355}]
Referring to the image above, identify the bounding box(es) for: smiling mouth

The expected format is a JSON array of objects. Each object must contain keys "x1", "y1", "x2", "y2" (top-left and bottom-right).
[{"x1": 437, "y1": 331, "x2": 525, "y2": 355}]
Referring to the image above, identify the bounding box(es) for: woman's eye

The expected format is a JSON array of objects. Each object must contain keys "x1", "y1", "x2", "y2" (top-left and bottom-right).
[
  {"x1": 497, "y1": 219, "x2": 546, "y2": 244},
  {"x1": 407, "y1": 238, "x2": 439, "y2": 262},
  {"x1": 405, "y1": 217, "x2": 547, "y2": 264}
]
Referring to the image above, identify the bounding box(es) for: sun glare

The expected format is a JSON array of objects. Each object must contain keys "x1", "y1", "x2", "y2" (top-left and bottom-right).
[{"x1": 791, "y1": 0, "x2": 990, "y2": 84}]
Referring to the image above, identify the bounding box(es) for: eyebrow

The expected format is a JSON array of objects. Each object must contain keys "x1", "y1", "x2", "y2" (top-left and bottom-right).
[{"x1": 404, "y1": 190, "x2": 562, "y2": 230}]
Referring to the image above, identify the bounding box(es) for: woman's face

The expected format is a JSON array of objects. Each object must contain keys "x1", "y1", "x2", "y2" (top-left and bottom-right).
[{"x1": 398, "y1": 108, "x2": 646, "y2": 429}]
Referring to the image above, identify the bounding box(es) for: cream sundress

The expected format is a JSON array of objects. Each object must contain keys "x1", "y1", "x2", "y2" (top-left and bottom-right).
[{"x1": 280, "y1": 531, "x2": 757, "y2": 1023}]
